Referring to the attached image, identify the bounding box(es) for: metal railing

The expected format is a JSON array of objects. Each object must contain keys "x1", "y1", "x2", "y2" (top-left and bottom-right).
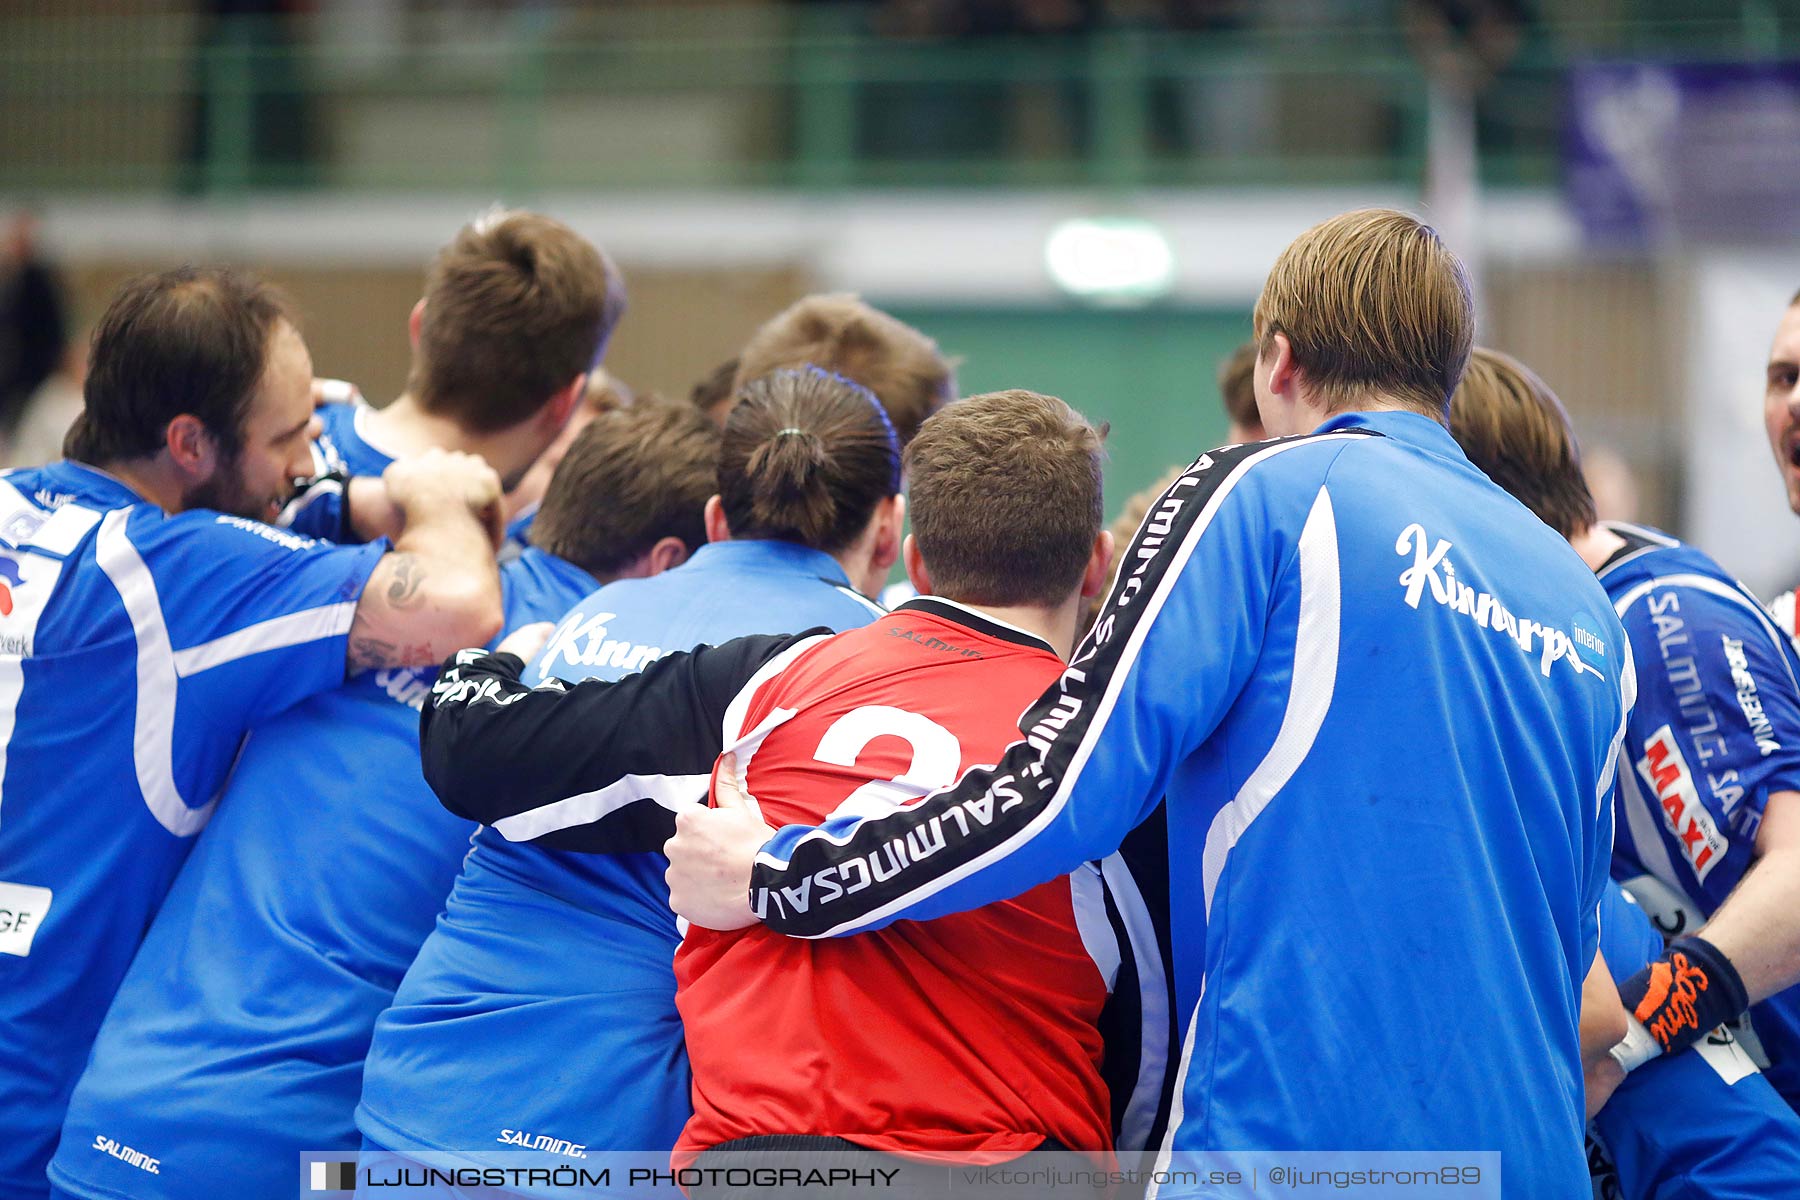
[{"x1": 0, "y1": 4, "x2": 1791, "y2": 196}]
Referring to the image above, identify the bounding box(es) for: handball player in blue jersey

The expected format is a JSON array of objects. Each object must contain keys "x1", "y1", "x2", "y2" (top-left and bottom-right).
[
  {"x1": 46, "y1": 214, "x2": 629, "y2": 1200},
  {"x1": 0, "y1": 267, "x2": 506, "y2": 1200},
  {"x1": 1450, "y1": 346, "x2": 1800, "y2": 1110},
  {"x1": 356, "y1": 367, "x2": 904, "y2": 1190},
  {"x1": 1446, "y1": 347, "x2": 1800, "y2": 1193},
  {"x1": 660, "y1": 211, "x2": 1633, "y2": 1198}
]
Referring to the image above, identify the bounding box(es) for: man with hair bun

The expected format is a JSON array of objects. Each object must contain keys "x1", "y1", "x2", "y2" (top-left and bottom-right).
[
  {"x1": 356, "y1": 367, "x2": 901, "y2": 1190},
  {"x1": 660, "y1": 208, "x2": 1634, "y2": 1197},
  {"x1": 417, "y1": 389, "x2": 1185, "y2": 1188}
]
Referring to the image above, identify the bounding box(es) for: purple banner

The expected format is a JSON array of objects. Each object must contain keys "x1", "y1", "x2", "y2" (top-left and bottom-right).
[{"x1": 1566, "y1": 60, "x2": 1800, "y2": 244}]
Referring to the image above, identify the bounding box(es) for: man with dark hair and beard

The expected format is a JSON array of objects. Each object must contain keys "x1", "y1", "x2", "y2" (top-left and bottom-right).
[{"x1": 0, "y1": 266, "x2": 504, "y2": 1200}]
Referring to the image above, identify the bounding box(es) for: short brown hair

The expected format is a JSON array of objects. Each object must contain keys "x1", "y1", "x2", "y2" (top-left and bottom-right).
[
  {"x1": 409, "y1": 210, "x2": 623, "y2": 433},
  {"x1": 907, "y1": 389, "x2": 1105, "y2": 609},
  {"x1": 718, "y1": 366, "x2": 901, "y2": 554},
  {"x1": 531, "y1": 400, "x2": 719, "y2": 578},
  {"x1": 1448, "y1": 347, "x2": 1596, "y2": 539},
  {"x1": 733, "y1": 294, "x2": 954, "y2": 446},
  {"x1": 1253, "y1": 208, "x2": 1473, "y2": 418},
  {"x1": 1217, "y1": 341, "x2": 1260, "y2": 432},
  {"x1": 69, "y1": 267, "x2": 291, "y2": 465}
]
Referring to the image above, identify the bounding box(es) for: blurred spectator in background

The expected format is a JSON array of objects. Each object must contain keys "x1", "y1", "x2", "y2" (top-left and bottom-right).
[
  {"x1": 1141, "y1": 0, "x2": 1275, "y2": 162},
  {"x1": 856, "y1": 0, "x2": 1097, "y2": 163},
  {"x1": 3, "y1": 339, "x2": 85, "y2": 470},
  {"x1": 0, "y1": 212, "x2": 69, "y2": 444},
  {"x1": 185, "y1": 0, "x2": 319, "y2": 191}
]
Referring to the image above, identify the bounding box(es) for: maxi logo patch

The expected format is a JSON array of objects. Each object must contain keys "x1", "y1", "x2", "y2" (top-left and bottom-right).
[{"x1": 1637, "y1": 725, "x2": 1730, "y2": 883}]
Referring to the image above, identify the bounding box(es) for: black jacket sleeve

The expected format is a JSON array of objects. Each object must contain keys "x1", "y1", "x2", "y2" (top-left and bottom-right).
[{"x1": 418, "y1": 632, "x2": 821, "y2": 853}]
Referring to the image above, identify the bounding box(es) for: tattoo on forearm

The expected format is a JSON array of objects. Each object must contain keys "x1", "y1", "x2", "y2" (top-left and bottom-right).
[
  {"x1": 385, "y1": 553, "x2": 425, "y2": 609},
  {"x1": 347, "y1": 635, "x2": 398, "y2": 676}
]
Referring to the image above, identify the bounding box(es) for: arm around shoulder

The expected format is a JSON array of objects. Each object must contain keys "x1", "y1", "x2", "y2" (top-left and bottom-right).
[{"x1": 346, "y1": 450, "x2": 505, "y2": 674}]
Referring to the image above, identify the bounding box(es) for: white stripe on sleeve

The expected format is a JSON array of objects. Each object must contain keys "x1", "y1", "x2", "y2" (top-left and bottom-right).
[
  {"x1": 491, "y1": 772, "x2": 710, "y2": 842},
  {"x1": 94, "y1": 509, "x2": 216, "y2": 837},
  {"x1": 172, "y1": 601, "x2": 358, "y2": 677},
  {"x1": 1200, "y1": 486, "x2": 1341, "y2": 917}
]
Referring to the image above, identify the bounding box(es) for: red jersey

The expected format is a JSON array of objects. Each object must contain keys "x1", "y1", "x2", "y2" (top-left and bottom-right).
[{"x1": 674, "y1": 598, "x2": 1113, "y2": 1166}]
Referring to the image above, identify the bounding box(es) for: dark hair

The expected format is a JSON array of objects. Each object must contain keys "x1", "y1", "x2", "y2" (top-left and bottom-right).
[
  {"x1": 717, "y1": 366, "x2": 900, "y2": 553},
  {"x1": 66, "y1": 266, "x2": 290, "y2": 465},
  {"x1": 1217, "y1": 341, "x2": 1260, "y2": 432},
  {"x1": 907, "y1": 390, "x2": 1105, "y2": 608},
  {"x1": 733, "y1": 294, "x2": 954, "y2": 447},
  {"x1": 532, "y1": 401, "x2": 719, "y2": 578},
  {"x1": 409, "y1": 210, "x2": 623, "y2": 433},
  {"x1": 1448, "y1": 347, "x2": 1597, "y2": 539}
]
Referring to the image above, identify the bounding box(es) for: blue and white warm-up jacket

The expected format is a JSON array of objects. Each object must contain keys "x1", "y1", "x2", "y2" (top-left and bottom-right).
[{"x1": 0, "y1": 461, "x2": 385, "y2": 1199}]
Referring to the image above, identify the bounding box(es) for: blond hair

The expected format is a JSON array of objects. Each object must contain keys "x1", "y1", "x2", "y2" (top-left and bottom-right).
[
  {"x1": 1253, "y1": 209, "x2": 1473, "y2": 418},
  {"x1": 733, "y1": 294, "x2": 954, "y2": 446},
  {"x1": 1448, "y1": 347, "x2": 1595, "y2": 539}
]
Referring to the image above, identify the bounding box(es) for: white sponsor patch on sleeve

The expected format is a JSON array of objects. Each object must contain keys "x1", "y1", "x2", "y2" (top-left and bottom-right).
[
  {"x1": 1696, "y1": 1024, "x2": 1758, "y2": 1086},
  {"x1": 0, "y1": 880, "x2": 52, "y2": 957}
]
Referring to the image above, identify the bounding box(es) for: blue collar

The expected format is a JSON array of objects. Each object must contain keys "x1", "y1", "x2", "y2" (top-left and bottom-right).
[
  {"x1": 681, "y1": 539, "x2": 854, "y2": 586},
  {"x1": 37, "y1": 460, "x2": 153, "y2": 509},
  {"x1": 1313, "y1": 409, "x2": 1465, "y2": 463}
]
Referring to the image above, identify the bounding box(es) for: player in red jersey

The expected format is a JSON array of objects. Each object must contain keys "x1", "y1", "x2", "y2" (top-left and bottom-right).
[
  {"x1": 419, "y1": 389, "x2": 1135, "y2": 1191},
  {"x1": 675, "y1": 390, "x2": 1117, "y2": 1179}
]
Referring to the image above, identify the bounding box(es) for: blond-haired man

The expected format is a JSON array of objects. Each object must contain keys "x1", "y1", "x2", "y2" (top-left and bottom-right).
[{"x1": 661, "y1": 209, "x2": 1635, "y2": 1197}]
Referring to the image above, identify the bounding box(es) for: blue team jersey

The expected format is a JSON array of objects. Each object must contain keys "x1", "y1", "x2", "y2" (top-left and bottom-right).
[
  {"x1": 0, "y1": 461, "x2": 385, "y2": 1199},
  {"x1": 286, "y1": 400, "x2": 537, "y2": 561},
  {"x1": 1597, "y1": 522, "x2": 1800, "y2": 1108},
  {"x1": 740, "y1": 413, "x2": 1634, "y2": 1199},
  {"x1": 1590, "y1": 881, "x2": 1800, "y2": 1198},
  {"x1": 46, "y1": 549, "x2": 593, "y2": 1200},
  {"x1": 44, "y1": 391, "x2": 591, "y2": 1200},
  {"x1": 283, "y1": 399, "x2": 377, "y2": 542},
  {"x1": 356, "y1": 539, "x2": 882, "y2": 1175}
]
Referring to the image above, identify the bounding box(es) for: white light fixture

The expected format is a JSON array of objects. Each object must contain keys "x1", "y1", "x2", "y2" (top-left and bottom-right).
[{"x1": 1044, "y1": 217, "x2": 1175, "y2": 305}]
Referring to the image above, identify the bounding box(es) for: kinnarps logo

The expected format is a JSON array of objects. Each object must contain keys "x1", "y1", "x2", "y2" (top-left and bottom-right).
[
  {"x1": 310, "y1": 1161, "x2": 357, "y2": 1191},
  {"x1": 0, "y1": 554, "x2": 23, "y2": 617}
]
